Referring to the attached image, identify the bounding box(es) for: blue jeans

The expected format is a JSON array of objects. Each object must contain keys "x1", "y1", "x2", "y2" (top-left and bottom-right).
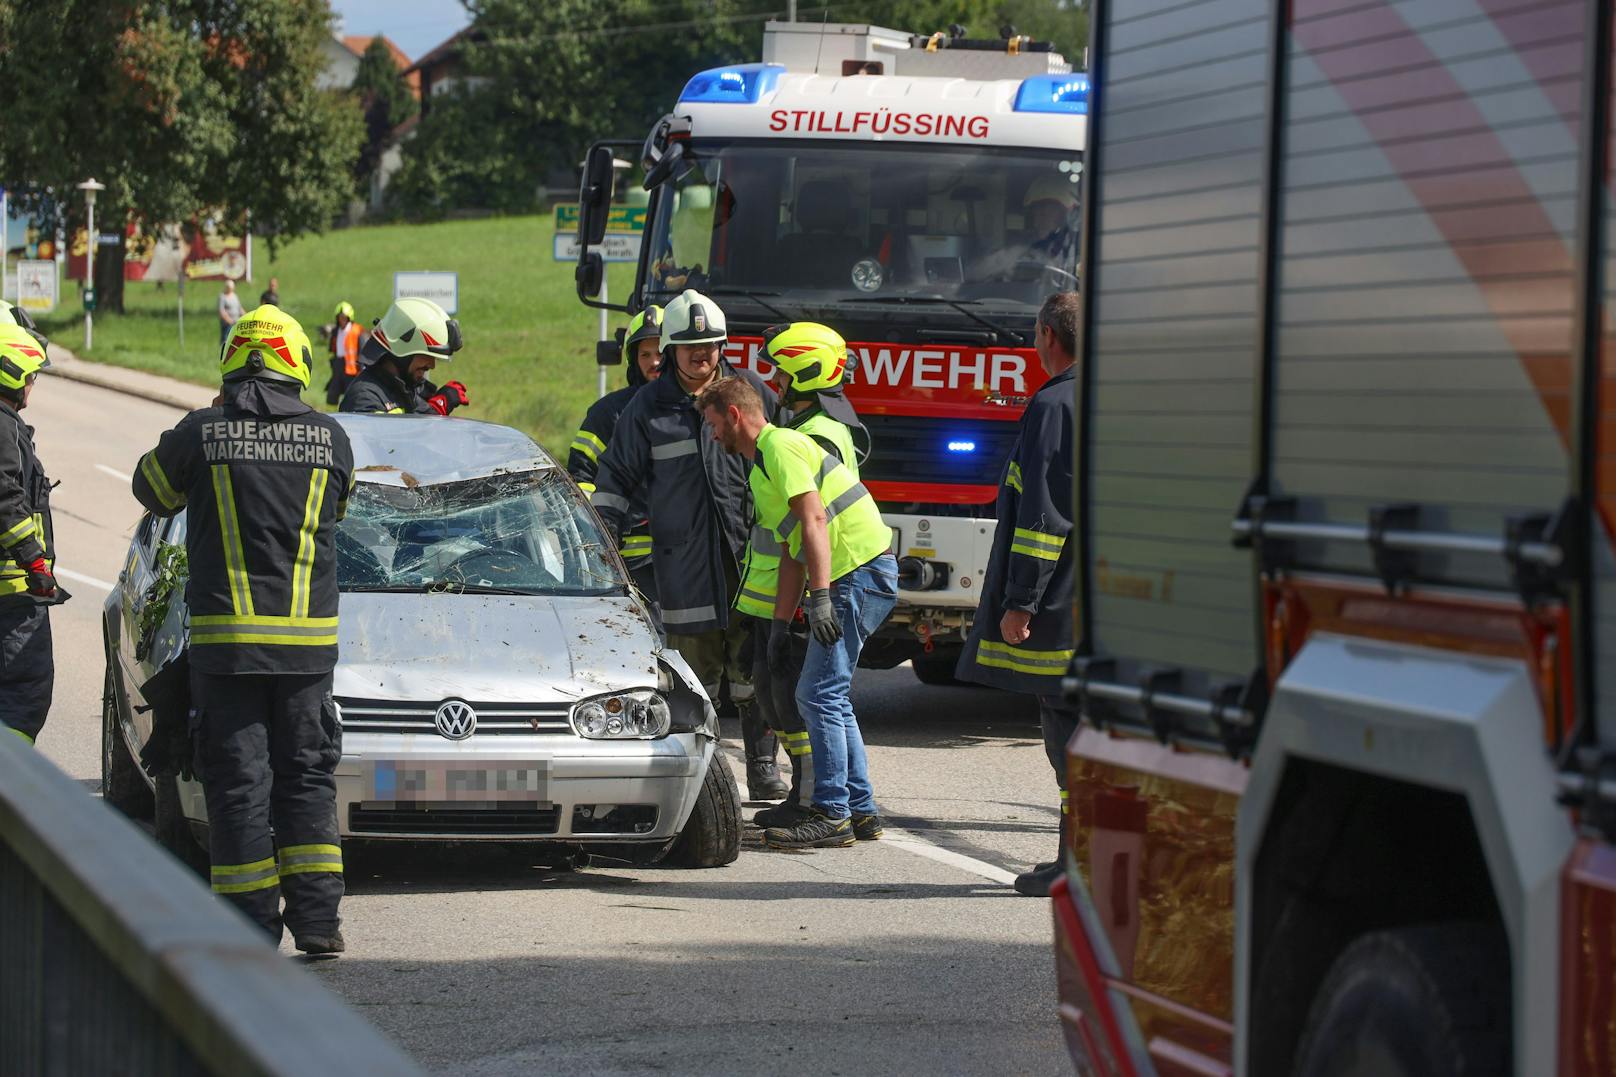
[{"x1": 795, "y1": 554, "x2": 898, "y2": 819}]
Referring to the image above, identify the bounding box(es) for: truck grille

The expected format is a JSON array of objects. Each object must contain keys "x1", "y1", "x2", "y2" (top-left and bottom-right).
[
  {"x1": 333, "y1": 697, "x2": 573, "y2": 736},
  {"x1": 349, "y1": 803, "x2": 562, "y2": 836}
]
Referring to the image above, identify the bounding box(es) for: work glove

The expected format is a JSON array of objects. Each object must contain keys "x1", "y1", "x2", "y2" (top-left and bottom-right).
[
  {"x1": 806, "y1": 588, "x2": 842, "y2": 646},
  {"x1": 767, "y1": 618, "x2": 793, "y2": 676},
  {"x1": 24, "y1": 558, "x2": 55, "y2": 598},
  {"x1": 427, "y1": 380, "x2": 470, "y2": 415}
]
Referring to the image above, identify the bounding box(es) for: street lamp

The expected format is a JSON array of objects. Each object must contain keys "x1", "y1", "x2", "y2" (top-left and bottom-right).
[{"x1": 76, "y1": 178, "x2": 105, "y2": 352}]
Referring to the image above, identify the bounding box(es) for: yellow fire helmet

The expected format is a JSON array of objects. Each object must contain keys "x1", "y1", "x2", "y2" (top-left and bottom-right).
[
  {"x1": 622, "y1": 305, "x2": 663, "y2": 364},
  {"x1": 334, "y1": 301, "x2": 355, "y2": 320},
  {"x1": 762, "y1": 321, "x2": 849, "y2": 394},
  {"x1": 0, "y1": 323, "x2": 51, "y2": 394},
  {"x1": 219, "y1": 304, "x2": 314, "y2": 389},
  {"x1": 362, "y1": 297, "x2": 463, "y2": 364}
]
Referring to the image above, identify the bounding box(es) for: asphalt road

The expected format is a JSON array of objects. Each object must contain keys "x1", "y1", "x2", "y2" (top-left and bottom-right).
[{"x1": 33, "y1": 373, "x2": 1070, "y2": 1076}]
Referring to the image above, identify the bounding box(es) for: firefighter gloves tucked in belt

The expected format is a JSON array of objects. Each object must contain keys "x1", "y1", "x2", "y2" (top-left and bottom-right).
[
  {"x1": 24, "y1": 558, "x2": 54, "y2": 598},
  {"x1": 428, "y1": 380, "x2": 470, "y2": 415},
  {"x1": 806, "y1": 588, "x2": 841, "y2": 645},
  {"x1": 767, "y1": 617, "x2": 794, "y2": 675}
]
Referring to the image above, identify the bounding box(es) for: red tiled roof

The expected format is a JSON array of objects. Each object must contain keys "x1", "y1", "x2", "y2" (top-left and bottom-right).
[{"x1": 343, "y1": 34, "x2": 420, "y2": 96}]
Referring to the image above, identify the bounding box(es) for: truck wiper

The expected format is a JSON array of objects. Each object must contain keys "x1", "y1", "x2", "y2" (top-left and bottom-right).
[
  {"x1": 703, "y1": 288, "x2": 790, "y2": 323},
  {"x1": 841, "y1": 295, "x2": 1029, "y2": 346}
]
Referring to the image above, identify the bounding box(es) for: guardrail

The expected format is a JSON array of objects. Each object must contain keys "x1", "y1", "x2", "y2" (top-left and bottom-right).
[{"x1": 0, "y1": 733, "x2": 422, "y2": 1076}]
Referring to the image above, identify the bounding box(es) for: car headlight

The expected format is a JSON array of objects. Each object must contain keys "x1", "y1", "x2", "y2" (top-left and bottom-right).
[{"x1": 569, "y1": 690, "x2": 671, "y2": 739}]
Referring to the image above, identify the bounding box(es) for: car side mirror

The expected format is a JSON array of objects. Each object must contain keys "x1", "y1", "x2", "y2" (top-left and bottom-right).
[
  {"x1": 575, "y1": 252, "x2": 605, "y2": 303},
  {"x1": 578, "y1": 145, "x2": 615, "y2": 248}
]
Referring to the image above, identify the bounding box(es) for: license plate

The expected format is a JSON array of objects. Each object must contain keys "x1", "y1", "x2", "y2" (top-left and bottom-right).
[{"x1": 364, "y1": 760, "x2": 551, "y2": 804}]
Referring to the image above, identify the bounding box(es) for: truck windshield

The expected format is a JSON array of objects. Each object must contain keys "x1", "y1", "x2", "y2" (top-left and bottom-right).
[
  {"x1": 338, "y1": 470, "x2": 624, "y2": 597},
  {"x1": 643, "y1": 140, "x2": 1081, "y2": 317}
]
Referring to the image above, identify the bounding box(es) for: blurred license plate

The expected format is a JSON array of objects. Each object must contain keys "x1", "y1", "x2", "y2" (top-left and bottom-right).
[{"x1": 364, "y1": 760, "x2": 550, "y2": 804}]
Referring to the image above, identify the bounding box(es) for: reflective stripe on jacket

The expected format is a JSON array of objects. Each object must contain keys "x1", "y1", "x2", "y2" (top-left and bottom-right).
[
  {"x1": 751, "y1": 424, "x2": 888, "y2": 587},
  {"x1": 590, "y1": 363, "x2": 776, "y2": 634},
  {"x1": 132, "y1": 381, "x2": 355, "y2": 675},
  {"x1": 0, "y1": 407, "x2": 52, "y2": 605},
  {"x1": 957, "y1": 365, "x2": 1076, "y2": 694},
  {"x1": 568, "y1": 383, "x2": 652, "y2": 570}
]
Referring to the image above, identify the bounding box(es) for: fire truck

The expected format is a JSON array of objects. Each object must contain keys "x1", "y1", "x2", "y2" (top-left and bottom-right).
[
  {"x1": 1051, "y1": 0, "x2": 1616, "y2": 1074},
  {"x1": 572, "y1": 22, "x2": 1087, "y2": 678}
]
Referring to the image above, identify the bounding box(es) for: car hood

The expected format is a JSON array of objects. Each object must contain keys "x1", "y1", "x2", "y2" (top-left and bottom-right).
[{"x1": 333, "y1": 592, "x2": 660, "y2": 703}]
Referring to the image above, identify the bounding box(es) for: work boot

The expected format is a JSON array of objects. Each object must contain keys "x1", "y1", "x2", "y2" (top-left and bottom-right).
[
  {"x1": 1014, "y1": 814, "x2": 1069, "y2": 897},
  {"x1": 852, "y1": 812, "x2": 884, "y2": 841},
  {"x1": 752, "y1": 800, "x2": 815, "y2": 829},
  {"x1": 741, "y1": 709, "x2": 789, "y2": 801},
  {"x1": 294, "y1": 929, "x2": 346, "y2": 956},
  {"x1": 765, "y1": 811, "x2": 855, "y2": 850}
]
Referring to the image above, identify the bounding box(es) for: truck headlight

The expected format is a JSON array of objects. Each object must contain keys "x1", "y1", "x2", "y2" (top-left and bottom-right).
[{"x1": 570, "y1": 690, "x2": 671, "y2": 739}]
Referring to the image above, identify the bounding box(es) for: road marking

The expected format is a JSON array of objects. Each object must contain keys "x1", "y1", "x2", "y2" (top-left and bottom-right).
[
  {"x1": 95, "y1": 464, "x2": 132, "y2": 483},
  {"x1": 57, "y1": 567, "x2": 114, "y2": 592},
  {"x1": 881, "y1": 830, "x2": 1018, "y2": 885}
]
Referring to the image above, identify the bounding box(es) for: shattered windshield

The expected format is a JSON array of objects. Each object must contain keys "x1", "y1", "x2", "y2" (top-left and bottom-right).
[{"x1": 338, "y1": 470, "x2": 624, "y2": 596}]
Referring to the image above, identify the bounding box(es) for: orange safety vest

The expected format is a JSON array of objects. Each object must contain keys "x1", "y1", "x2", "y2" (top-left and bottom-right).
[{"x1": 334, "y1": 321, "x2": 361, "y2": 377}]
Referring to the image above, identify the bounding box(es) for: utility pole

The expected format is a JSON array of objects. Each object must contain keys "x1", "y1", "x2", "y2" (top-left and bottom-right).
[{"x1": 77, "y1": 178, "x2": 104, "y2": 352}]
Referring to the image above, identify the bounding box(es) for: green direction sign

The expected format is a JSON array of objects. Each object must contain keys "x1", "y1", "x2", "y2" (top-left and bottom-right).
[{"x1": 554, "y1": 204, "x2": 646, "y2": 234}]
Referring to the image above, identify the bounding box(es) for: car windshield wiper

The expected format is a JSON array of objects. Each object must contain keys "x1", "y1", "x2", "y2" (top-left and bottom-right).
[
  {"x1": 342, "y1": 582, "x2": 538, "y2": 596},
  {"x1": 840, "y1": 295, "x2": 1029, "y2": 345},
  {"x1": 702, "y1": 287, "x2": 790, "y2": 323}
]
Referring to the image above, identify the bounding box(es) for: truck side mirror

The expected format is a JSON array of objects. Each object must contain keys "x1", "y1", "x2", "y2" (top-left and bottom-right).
[
  {"x1": 578, "y1": 145, "x2": 615, "y2": 247},
  {"x1": 643, "y1": 141, "x2": 685, "y2": 191},
  {"x1": 597, "y1": 328, "x2": 625, "y2": 366},
  {"x1": 575, "y1": 252, "x2": 604, "y2": 304}
]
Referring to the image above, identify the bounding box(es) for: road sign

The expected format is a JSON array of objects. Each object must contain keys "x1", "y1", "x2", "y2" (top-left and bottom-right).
[
  {"x1": 393, "y1": 271, "x2": 458, "y2": 315},
  {"x1": 16, "y1": 261, "x2": 56, "y2": 314},
  {"x1": 553, "y1": 233, "x2": 642, "y2": 263},
  {"x1": 554, "y1": 204, "x2": 646, "y2": 234}
]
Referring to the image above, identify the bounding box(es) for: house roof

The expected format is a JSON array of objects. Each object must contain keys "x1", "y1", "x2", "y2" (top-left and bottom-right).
[
  {"x1": 342, "y1": 34, "x2": 420, "y2": 96},
  {"x1": 403, "y1": 27, "x2": 478, "y2": 77}
]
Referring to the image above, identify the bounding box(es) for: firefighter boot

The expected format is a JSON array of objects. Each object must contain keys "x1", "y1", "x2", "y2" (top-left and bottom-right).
[
  {"x1": 741, "y1": 707, "x2": 789, "y2": 801},
  {"x1": 1014, "y1": 814, "x2": 1070, "y2": 897}
]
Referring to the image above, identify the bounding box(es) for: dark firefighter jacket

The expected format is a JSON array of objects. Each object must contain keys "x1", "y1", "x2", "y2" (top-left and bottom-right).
[
  {"x1": 957, "y1": 364, "x2": 1076, "y2": 695},
  {"x1": 590, "y1": 361, "x2": 776, "y2": 634},
  {"x1": 569, "y1": 361, "x2": 652, "y2": 568},
  {"x1": 0, "y1": 404, "x2": 55, "y2": 606},
  {"x1": 133, "y1": 379, "x2": 355, "y2": 676},
  {"x1": 339, "y1": 362, "x2": 437, "y2": 415}
]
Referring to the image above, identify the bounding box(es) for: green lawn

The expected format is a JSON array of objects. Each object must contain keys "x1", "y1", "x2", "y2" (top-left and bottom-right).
[{"x1": 34, "y1": 215, "x2": 639, "y2": 457}]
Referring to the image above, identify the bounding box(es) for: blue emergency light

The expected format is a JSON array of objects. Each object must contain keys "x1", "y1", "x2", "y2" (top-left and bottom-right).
[
  {"x1": 1013, "y1": 73, "x2": 1091, "y2": 115},
  {"x1": 947, "y1": 440, "x2": 978, "y2": 453},
  {"x1": 679, "y1": 63, "x2": 786, "y2": 105}
]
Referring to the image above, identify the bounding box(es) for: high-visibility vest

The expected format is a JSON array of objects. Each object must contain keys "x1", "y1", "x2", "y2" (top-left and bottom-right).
[{"x1": 335, "y1": 321, "x2": 361, "y2": 377}]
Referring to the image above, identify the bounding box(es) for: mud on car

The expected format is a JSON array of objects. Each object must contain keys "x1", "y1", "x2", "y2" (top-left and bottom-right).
[{"x1": 103, "y1": 414, "x2": 740, "y2": 869}]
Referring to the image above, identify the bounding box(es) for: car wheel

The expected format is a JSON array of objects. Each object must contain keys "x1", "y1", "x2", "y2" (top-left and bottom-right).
[
  {"x1": 662, "y1": 752, "x2": 741, "y2": 868},
  {"x1": 154, "y1": 773, "x2": 209, "y2": 880},
  {"x1": 101, "y1": 659, "x2": 154, "y2": 818},
  {"x1": 911, "y1": 651, "x2": 965, "y2": 686},
  {"x1": 1293, "y1": 922, "x2": 1510, "y2": 1077}
]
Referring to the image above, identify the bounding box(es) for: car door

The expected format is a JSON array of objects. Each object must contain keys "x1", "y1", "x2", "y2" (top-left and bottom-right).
[{"x1": 118, "y1": 512, "x2": 188, "y2": 749}]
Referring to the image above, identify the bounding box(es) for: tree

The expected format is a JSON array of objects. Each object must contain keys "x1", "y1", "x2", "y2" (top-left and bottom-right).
[
  {"x1": 0, "y1": 0, "x2": 363, "y2": 313},
  {"x1": 352, "y1": 36, "x2": 418, "y2": 186}
]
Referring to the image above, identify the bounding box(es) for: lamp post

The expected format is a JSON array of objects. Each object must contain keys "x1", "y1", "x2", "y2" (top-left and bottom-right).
[{"x1": 76, "y1": 178, "x2": 105, "y2": 352}]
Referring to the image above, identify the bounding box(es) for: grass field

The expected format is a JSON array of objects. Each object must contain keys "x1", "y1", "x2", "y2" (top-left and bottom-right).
[{"x1": 33, "y1": 215, "x2": 639, "y2": 457}]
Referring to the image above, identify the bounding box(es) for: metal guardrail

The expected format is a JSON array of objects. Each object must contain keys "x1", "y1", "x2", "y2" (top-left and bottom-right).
[{"x1": 0, "y1": 733, "x2": 422, "y2": 1076}]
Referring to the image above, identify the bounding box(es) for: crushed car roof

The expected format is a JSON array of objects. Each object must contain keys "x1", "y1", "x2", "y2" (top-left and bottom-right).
[{"x1": 335, "y1": 414, "x2": 558, "y2": 487}]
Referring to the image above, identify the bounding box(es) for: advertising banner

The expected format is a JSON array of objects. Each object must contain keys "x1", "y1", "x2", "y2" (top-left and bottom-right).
[{"x1": 67, "y1": 215, "x2": 250, "y2": 282}]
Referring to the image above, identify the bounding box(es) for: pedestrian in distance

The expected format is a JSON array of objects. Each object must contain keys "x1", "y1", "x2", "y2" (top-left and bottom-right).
[
  {"x1": 132, "y1": 304, "x2": 355, "y2": 954},
  {"x1": 339, "y1": 297, "x2": 468, "y2": 416},
  {"x1": 698, "y1": 376, "x2": 898, "y2": 849},
  {"x1": 325, "y1": 301, "x2": 363, "y2": 407},
  {"x1": 588, "y1": 290, "x2": 788, "y2": 801},
  {"x1": 218, "y1": 279, "x2": 244, "y2": 347},
  {"x1": 0, "y1": 317, "x2": 62, "y2": 747},
  {"x1": 956, "y1": 291, "x2": 1079, "y2": 896},
  {"x1": 259, "y1": 276, "x2": 280, "y2": 307},
  {"x1": 741, "y1": 322, "x2": 872, "y2": 831},
  {"x1": 569, "y1": 306, "x2": 663, "y2": 603}
]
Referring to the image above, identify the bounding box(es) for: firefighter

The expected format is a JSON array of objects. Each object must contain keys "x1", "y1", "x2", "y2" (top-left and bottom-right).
[
  {"x1": 132, "y1": 305, "x2": 355, "y2": 953},
  {"x1": 743, "y1": 322, "x2": 870, "y2": 830},
  {"x1": 699, "y1": 376, "x2": 897, "y2": 849},
  {"x1": 324, "y1": 300, "x2": 363, "y2": 406},
  {"x1": 568, "y1": 306, "x2": 662, "y2": 602},
  {"x1": 589, "y1": 290, "x2": 787, "y2": 801},
  {"x1": 340, "y1": 297, "x2": 468, "y2": 416},
  {"x1": 956, "y1": 291, "x2": 1078, "y2": 896},
  {"x1": 0, "y1": 324, "x2": 59, "y2": 745}
]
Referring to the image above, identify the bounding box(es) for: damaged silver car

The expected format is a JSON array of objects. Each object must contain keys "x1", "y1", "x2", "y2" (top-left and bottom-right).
[{"x1": 102, "y1": 415, "x2": 741, "y2": 868}]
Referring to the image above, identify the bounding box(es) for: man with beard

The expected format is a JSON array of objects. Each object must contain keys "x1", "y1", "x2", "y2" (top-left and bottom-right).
[{"x1": 339, "y1": 297, "x2": 469, "y2": 417}]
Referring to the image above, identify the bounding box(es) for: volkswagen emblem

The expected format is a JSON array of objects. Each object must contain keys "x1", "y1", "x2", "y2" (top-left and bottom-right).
[{"x1": 434, "y1": 699, "x2": 477, "y2": 741}]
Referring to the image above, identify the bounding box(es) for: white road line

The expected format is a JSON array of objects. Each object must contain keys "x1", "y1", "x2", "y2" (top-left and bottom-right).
[
  {"x1": 881, "y1": 830, "x2": 1019, "y2": 885},
  {"x1": 57, "y1": 567, "x2": 114, "y2": 592},
  {"x1": 95, "y1": 464, "x2": 133, "y2": 483}
]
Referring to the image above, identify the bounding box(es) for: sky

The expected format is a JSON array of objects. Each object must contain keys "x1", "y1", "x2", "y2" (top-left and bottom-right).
[{"x1": 330, "y1": 0, "x2": 468, "y2": 62}]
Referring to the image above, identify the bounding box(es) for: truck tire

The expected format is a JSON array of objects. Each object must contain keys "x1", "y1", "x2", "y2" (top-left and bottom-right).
[
  {"x1": 1293, "y1": 922, "x2": 1509, "y2": 1077},
  {"x1": 662, "y1": 752, "x2": 741, "y2": 868},
  {"x1": 101, "y1": 660, "x2": 154, "y2": 819},
  {"x1": 911, "y1": 651, "x2": 965, "y2": 686},
  {"x1": 154, "y1": 773, "x2": 209, "y2": 880}
]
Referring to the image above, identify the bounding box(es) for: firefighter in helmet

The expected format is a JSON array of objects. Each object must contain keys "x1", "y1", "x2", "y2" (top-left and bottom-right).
[
  {"x1": 568, "y1": 305, "x2": 663, "y2": 601},
  {"x1": 133, "y1": 305, "x2": 355, "y2": 952},
  {"x1": 339, "y1": 297, "x2": 468, "y2": 416},
  {"x1": 324, "y1": 300, "x2": 364, "y2": 406}
]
